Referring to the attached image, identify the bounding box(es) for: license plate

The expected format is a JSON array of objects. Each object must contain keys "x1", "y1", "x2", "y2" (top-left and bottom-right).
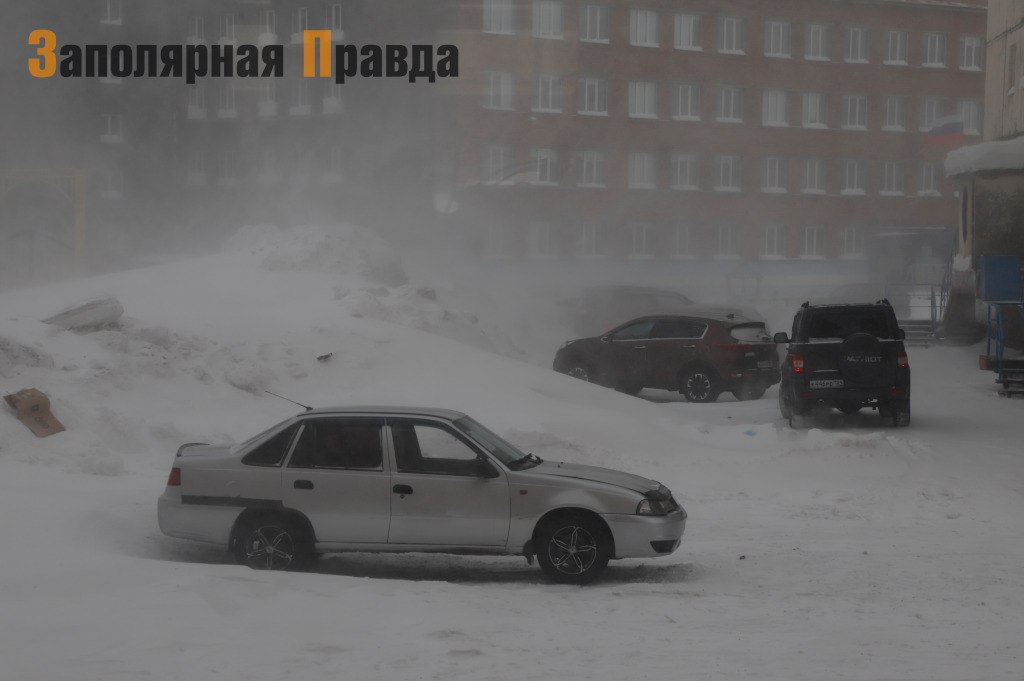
[
  {"x1": 757, "y1": 361, "x2": 774, "y2": 369},
  {"x1": 810, "y1": 379, "x2": 844, "y2": 389}
]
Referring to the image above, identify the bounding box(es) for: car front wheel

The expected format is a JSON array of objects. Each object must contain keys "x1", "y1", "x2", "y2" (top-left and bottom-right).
[
  {"x1": 234, "y1": 517, "x2": 313, "y2": 571},
  {"x1": 536, "y1": 513, "x2": 611, "y2": 585}
]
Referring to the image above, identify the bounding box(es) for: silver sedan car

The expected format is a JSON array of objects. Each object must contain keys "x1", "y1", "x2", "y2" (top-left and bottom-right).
[{"x1": 158, "y1": 407, "x2": 686, "y2": 584}]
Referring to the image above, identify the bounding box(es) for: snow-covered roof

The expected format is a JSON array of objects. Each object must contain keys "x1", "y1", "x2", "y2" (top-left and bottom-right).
[{"x1": 945, "y1": 136, "x2": 1024, "y2": 177}]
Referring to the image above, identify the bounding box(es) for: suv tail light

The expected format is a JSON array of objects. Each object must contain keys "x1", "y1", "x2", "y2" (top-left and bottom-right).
[
  {"x1": 897, "y1": 352, "x2": 908, "y2": 369},
  {"x1": 791, "y1": 354, "x2": 805, "y2": 373},
  {"x1": 167, "y1": 467, "x2": 181, "y2": 487}
]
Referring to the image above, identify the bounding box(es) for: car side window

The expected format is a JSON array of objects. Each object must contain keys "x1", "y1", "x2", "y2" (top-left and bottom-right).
[
  {"x1": 611, "y1": 319, "x2": 656, "y2": 340},
  {"x1": 651, "y1": 319, "x2": 705, "y2": 339},
  {"x1": 242, "y1": 425, "x2": 298, "y2": 467},
  {"x1": 287, "y1": 418, "x2": 384, "y2": 470},
  {"x1": 391, "y1": 421, "x2": 483, "y2": 476}
]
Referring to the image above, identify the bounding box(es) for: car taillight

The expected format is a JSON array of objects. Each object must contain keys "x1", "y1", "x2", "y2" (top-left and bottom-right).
[
  {"x1": 897, "y1": 352, "x2": 908, "y2": 368},
  {"x1": 167, "y1": 467, "x2": 181, "y2": 486},
  {"x1": 792, "y1": 354, "x2": 805, "y2": 373}
]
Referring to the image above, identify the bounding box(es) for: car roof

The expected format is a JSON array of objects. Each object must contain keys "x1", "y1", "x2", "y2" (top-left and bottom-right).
[
  {"x1": 802, "y1": 302, "x2": 892, "y2": 310},
  {"x1": 301, "y1": 406, "x2": 468, "y2": 420},
  {"x1": 623, "y1": 308, "x2": 761, "y2": 324}
]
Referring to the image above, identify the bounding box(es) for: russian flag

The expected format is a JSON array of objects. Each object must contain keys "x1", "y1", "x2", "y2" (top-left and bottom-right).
[{"x1": 927, "y1": 114, "x2": 966, "y2": 145}]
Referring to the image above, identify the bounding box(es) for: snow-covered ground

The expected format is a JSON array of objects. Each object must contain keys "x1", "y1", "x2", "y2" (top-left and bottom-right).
[{"x1": 1, "y1": 226, "x2": 1021, "y2": 680}]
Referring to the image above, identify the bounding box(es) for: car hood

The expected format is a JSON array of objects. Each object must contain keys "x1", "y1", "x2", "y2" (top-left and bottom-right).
[{"x1": 529, "y1": 461, "x2": 660, "y2": 494}]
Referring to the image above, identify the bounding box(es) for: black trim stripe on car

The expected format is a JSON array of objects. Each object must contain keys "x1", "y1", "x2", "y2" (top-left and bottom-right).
[{"x1": 181, "y1": 496, "x2": 283, "y2": 509}]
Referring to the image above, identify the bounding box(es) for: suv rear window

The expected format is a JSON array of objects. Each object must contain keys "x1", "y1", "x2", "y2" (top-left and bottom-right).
[
  {"x1": 729, "y1": 323, "x2": 770, "y2": 342},
  {"x1": 806, "y1": 308, "x2": 893, "y2": 340}
]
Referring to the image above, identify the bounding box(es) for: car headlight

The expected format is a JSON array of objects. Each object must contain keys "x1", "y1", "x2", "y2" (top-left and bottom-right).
[{"x1": 636, "y1": 496, "x2": 679, "y2": 516}]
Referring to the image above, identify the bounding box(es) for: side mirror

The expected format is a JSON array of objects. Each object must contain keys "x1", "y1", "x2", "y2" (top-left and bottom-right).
[
  {"x1": 600, "y1": 334, "x2": 612, "y2": 343},
  {"x1": 773, "y1": 331, "x2": 790, "y2": 344},
  {"x1": 895, "y1": 328, "x2": 906, "y2": 340},
  {"x1": 474, "y1": 457, "x2": 500, "y2": 478}
]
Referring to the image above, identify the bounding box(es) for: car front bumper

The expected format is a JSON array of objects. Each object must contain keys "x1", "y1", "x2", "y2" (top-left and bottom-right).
[{"x1": 601, "y1": 507, "x2": 687, "y2": 559}]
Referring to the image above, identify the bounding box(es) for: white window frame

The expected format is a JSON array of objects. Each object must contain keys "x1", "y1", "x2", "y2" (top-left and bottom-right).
[
  {"x1": 528, "y1": 221, "x2": 558, "y2": 259},
  {"x1": 672, "y1": 223, "x2": 694, "y2": 259},
  {"x1": 714, "y1": 155, "x2": 741, "y2": 192},
  {"x1": 761, "y1": 224, "x2": 784, "y2": 259},
  {"x1": 959, "y1": 35, "x2": 982, "y2": 71},
  {"x1": 533, "y1": 1, "x2": 564, "y2": 39},
  {"x1": 187, "y1": 85, "x2": 207, "y2": 119},
  {"x1": 628, "y1": 152, "x2": 657, "y2": 189},
  {"x1": 672, "y1": 83, "x2": 700, "y2": 120},
  {"x1": 881, "y1": 160, "x2": 904, "y2": 195},
  {"x1": 920, "y1": 96, "x2": 943, "y2": 131},
  {"x1": 762, "y1": 89, "x2": 788, "y2": 126},
  {"x1": 716, "y1": 86, "x2": 743, "y2": 122},
  {"x1": 841, "y1": 159, "x2": 866, "y2": 195},
  {"x1": 672, "y1": 153, "x2": 699, "y2": 190},
  {"x1": 802, "y1": 158, "x2": 826, "y2": 194},
  {"x1": 762, "y1": 156, "x2": 787, "y2": 193},
  {"x1": 483, "y1": 0, "x2": 514, "y2": 34},
  {"x1": 845, "y1": 27, "x2": 868, "y2": 63},
  {"x1": 805, "y1": 24, "x2": 829, "y2": 61},
  {"x1": 578, "y1": 77, "x2": 608, "y2": 115},
  {"x1": 579, "y1": 4, "x2": 608, "y2": 43},
  {"x1": 919, "y1": 161, "x2": 940, "y2": 196},
  {"x1": 716, "y1": 224, "x2": 739, "y2": 259},
  {"x1": 629, "y1": 223, "x2": 655, "y2": 259},
  {"x1": 923, "y1": 33, "x2": 946, "y2": 67},
  {"x1": 579, "y1": 222, "x2": 607, "y2": 258},
  {"x1": 484, "y1": 71, "x2": 514, "y2": 110},
  {"x1": 530, "y1": 147, "x2": 559, "y2": 185},
  {"x1": 101, "y1": 0, "x2": 123, "y2": 25},
  {"x1": 578, "y1": 150, "x2": 606, "y2": 187},
  {"x1": 484, "y1": 145, "x2": 513, "y2": 185},
  {"x1": 884, "y1": 29, "x2": 908, "y2": 65},
  {"x1": 882, "y1": 95, "x2": 906, "y2": 131},
  {"x1": 188, "y1": 16, "x2": 205, "y2": 43},
  {"x1": 221, "y1": 13, "x2": 237, "y2": 43},
  {"x1": 292, "y1": 7, "x2": 309, "y2": 43},
  {"x1": 100, "y1": 113, "x2": 123, "y2": 143},
  {"x1": 840, "y1": 226, "x2": 866, "y2": 258},
  {"x1": 218, "y1": 84, "x2": 237, "y2": 118},
  {"x1": 958, "y1": 99, "x2": 981, "y2": 135},
  {"x1": 532, "y1": 74, "x2": 562, "y2": 112},
  {"x1": 718, "y1": 16, "x2": 744, "y2": 54},
  {"x1": 841, "y1": 94, "x2": 867, "y2": 129},
  {"x1": 802, "y1": 92, "x2": 827, "y2": 128},
  {"x1": 675, "y1": 13, "x2": 702, "y2": 51},
  {"x1": 630, "y1": 9, "x2": 659, "y2": 47},
  {"x1": 802, "y1": 225, "x2": 823, "y2": 259},
  {"x1": 629, "y1": 81, "x2": 658, "y2": 118},
  {"x1": 764, "y1": 21, "x2": 791, "y2": 58}
]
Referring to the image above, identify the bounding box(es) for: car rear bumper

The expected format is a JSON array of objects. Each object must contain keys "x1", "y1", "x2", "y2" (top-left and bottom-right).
[
  {"x1": 158, "y1": 490, "x2": 240, "y2": 546},
  {"x1": 601, "y1": 507, "x2": 686, "y2": 559}
]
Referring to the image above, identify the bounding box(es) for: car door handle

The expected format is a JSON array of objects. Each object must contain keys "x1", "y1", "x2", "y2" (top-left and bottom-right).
[
  {"x1": 633, "y1": 345, "x2": 647, "y2": 349},
  {"x1": 293, "y1": 480, "x2": 314, "y2": 490},
  {"x1": 393, "y1": 484, "x2": 414, "y2": 495},
  {"x1": 682, "y1": 345, "x2": 696, "y2": 349}
]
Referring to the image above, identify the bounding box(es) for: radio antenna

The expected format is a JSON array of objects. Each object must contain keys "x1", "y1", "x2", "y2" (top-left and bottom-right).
[{"x1": 265, "y1": 390, "x2": 313, "y2": 412}]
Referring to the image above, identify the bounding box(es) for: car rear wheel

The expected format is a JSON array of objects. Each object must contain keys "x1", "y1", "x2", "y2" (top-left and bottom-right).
[
  {"x1": 889, "y1": 399, "x2": 911, "y2": 427},
  {"x1": 234, "y1": 517, "x2": 313, "y2": 571},
  {"x1": 681, "y1": 368, "x2": 720, "y2": 403},
  {"x1": 536, "y1": 513, "x2": 611, "y2": 585}
]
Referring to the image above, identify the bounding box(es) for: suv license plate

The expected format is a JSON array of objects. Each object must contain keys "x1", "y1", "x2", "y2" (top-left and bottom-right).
[
  {"x1": 757, "y1": 360, "x2": 774, "y2": 369},
  {"x1": 810, "y1": 379, "x2": 844, "y2": 389}
]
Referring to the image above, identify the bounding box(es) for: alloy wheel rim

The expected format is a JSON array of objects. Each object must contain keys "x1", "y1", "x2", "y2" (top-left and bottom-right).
[
  {"x1": 568, "y1": 367, "x2": 590, "y2": 382},
  {"x1": 245, "y1": 526, "x2": 295, "y2": 569},
  {"x1": 547, "y1": 525, "x2": 598, "y2": 574},
  {"x1": 687, "y1": 373, "x2": 711, "y2": 400}
]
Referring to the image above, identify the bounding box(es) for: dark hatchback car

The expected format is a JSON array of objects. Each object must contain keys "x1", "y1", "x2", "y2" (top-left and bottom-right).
[{"x1": 554, "y1": 312, "x2": 781, "y2": 402}]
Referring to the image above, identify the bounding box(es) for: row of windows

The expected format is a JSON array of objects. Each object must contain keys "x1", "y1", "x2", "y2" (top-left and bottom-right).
[
  {"x1": 482, "y1": 147, "x2": 947, "y2": 196},
  {"x1": 184, "y1": 6, "x2": 344, "y2": 44},
  {"x1": 483, "y1": 74, "x2": 983, "y2": 133},
  {"x1": 482, "y1": 1, "x2": 984, "y2": 70},
  {"x1": 490, "y1": 221, "x2": 868, "y2": 260},
  {"x1": 185, "y1": 82, "x2": 344, "y2": 119}
]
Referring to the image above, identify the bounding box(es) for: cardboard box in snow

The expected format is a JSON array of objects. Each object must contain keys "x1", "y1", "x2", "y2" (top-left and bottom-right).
[{"x1": 4, "y1": 389, "x2": 66, "y2": 438}]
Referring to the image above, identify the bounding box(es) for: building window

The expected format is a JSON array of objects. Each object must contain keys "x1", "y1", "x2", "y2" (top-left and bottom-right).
[
  {"x1": 761, "y1": 224, "x2": 784, "y2": 258},
  {"x1": 802, "y1": 92, "x2": 827, "y2": 128},
  {"x1": 716, "y1": 86, "x2": 743, "y2": 122},
  {"x1": 672, "y1": 153, "x2": 699, "y2": 189},
  {"x1": 100, "y1": 113, "x2": 123, "y2": 143},
  {"x1": 802, "y1": 226, "x2": 823, "y2": 258},
  {"x1": 764, "y1": 21, "x2": 790, "y2": 58},
  {"x1": 630, "y1": 223, "x2": 655, "y2": 258},
  {"x1": 533, "y1": 1, "x2": 563, "y2": 38},
  {"x1": 959, "y1": 36, "x2": 982, "y2": 70},
  {"x1": 881, "y1": 160, "x2": 904, "y2": 195},
  {"x1": 579, "y1": 222, "x2": 607, "y2": 257},
  {"x1": 921, "y1": 96, "x2": 943, "y2": 131},
  {"x1": 675, "y1": 14, "x2": 702, "y2": 50},
  {"x1": 802, "y1": 158, "x2": 826, "y2": 194},
  {"x1": 323, "y1": 81, "x2": 344, "y2": 114},
  {"x1": 530, "y1": 147, "x2": 559, "y2": 184},
  {"x1": 101, "y1": 0, "x2": 122, "y2": 25},
  {"x1": 221, "y1": 13, "x2": 236, "y2": 43},
  {"x1": 484, "y1": 145, "x2": 513, "y2": 184},
  {"x1": 484, "y1": 71, "x2": 514, "y2": 109},
  {"x1": 672, "y1": 83, "x2": 700, "y2": 119},
  {"x1": 292, "y1": 7, "x2": 308, "y2": 42},
  {"x1": 532, "y1": 74, "x2": 562, "y2": 112},
  {"x1": 714, "y1": 155, "x2": 741, "y2": 191},
  {"x1": 628, "y1": 152, "x2": 656, "y2": 188},
  {"x1": 672, "y1": 223, "x2": 693, "y2": 258},
  {"x1": 763, "y1": 156, "x2": 787, "y2": 193},
  {"x1": 883, "y1": 95, "x2": 906, "y2": 130},
  {"x1": 716, "y1": 224, "x2": 738, "y2": 258},
  {"x1": 923, "y1": 33, "x2": 946, "y2": 67},
  {"x1": 290, "y1": 79, "x2": 310, "y2": 115},
  {"x1": 885, "y1": 30, "x2": 908, "y2": 64},
  {"x1": 188, "y1": 16, "x2": 205, "y2": 43},
  {"x1": 218, "y1": 150, "x2": 240, "y2": 186},
  {"x1": 328, "y1": 4, "x2": 343, "y2": 32},
  {"x1": 842, "y1": 94, "x2": 867, "y2": 129},
  {"x1": 528, "y1": 221, "x2": 558, "y2": 258},
  {"x1": 630, "y1": 9, "x2": 659, "y2": 47},
  {"x1": 805, "y1": 24, "x2": 829, "y2": 60},
  {"x1": 629, "y1": 81, "x2": 657, "y2": 118},
  {"x1": 846, "y1": 27, "x2": 868, "y2": 62},
  {"x1": 186, "y1": 150, "x2": 206, "y2": 185},
  {"x1": 842, "y1": 159, "x2": 866, "y2": 195},
  {"x1": 840, "y1": 226, "x2": 865, "y2": 258},
  {"x1": 483, "y1": 0, "x2": 514, "y2": 34},
  {"x1": 578, "y1": 77, "x2": 608, "y2": 114},
  {"x1": 762, "y1": 89, "x2": 788, "y2": 126},
  {"x1": 258, "y1": 10, "x2": 277, "y2": 41},
  {"x1": 959, "y1": 99, "x2": 981, "y2": 134},
  {"x1": 718, "y1": 16, "x2": 744, "y2": 54},
  {"x1": 187, "y1": 85, "x2": 206, "y2": 119},
  {"x1": 578, "y1": 150, "x2": 606, "y2": 187},
  {"x1": 579, "y1": 5, "x2": 607, "y2": 42},
  {"x1": 919, "y1": 161, "x2": 940, "y2": 195},
  {"x1": 218, "y1": 84, "x2": 236, "y2": 118}
]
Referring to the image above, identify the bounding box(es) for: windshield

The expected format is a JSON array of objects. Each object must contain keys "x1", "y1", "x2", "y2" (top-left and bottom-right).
[{"x1": 452, "y1": 416, "x2": 526, "y2": 466}]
